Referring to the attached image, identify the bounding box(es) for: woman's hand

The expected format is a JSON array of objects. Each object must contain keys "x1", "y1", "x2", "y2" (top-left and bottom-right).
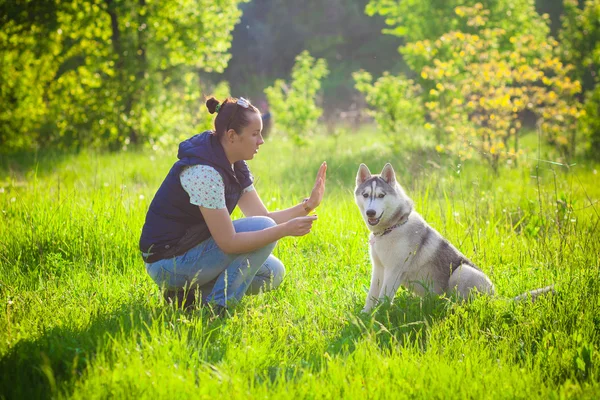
[
  {"x1": 306, "y1": 161, "x2": 327, "y2": 211},
  {"x1": 284, "y1": 215, "x2": 318, "y2": 236}
]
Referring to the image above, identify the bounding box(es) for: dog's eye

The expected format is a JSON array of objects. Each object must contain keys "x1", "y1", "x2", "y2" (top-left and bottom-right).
[
  {"x1": 378, "y1": 193, "x2": 385, "y2": 198},
  {"x1": 362, "y1": 193, "x2": 369, "y2": 198}
]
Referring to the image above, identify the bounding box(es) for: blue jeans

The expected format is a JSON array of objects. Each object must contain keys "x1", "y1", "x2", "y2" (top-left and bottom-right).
[{"x1": 145, "y1": 216, "x2": 285, "y2": 307}]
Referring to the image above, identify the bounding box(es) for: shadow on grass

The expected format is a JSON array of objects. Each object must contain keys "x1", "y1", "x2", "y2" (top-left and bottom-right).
[
  {"x1": 328, "y1": 291, "x2": 453, "y2": 356},
  {"x1": 0, "y1": 150, "x2": 79, "y2": 180},
  {"x1": 248, "y1": 291, "x2": 452, "y2": 387},
  {"x1": 0, "y1": 301, "x2": 228, "y2": 399}
]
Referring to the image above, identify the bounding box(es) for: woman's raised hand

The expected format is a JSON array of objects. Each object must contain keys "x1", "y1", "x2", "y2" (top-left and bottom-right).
[{"x1": 306, "y1": 161, "x2": 327, "y2": 211}]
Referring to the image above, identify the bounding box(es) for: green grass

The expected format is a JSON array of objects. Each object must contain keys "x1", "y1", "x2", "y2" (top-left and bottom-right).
[{"x1": 0, "y1": 127, "x2": 599, "y2": 399}]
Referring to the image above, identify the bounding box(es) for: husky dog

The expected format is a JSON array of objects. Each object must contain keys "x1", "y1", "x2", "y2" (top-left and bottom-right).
[{"x1": 355, "y1": 163, "x2": 552, "y2": 313}]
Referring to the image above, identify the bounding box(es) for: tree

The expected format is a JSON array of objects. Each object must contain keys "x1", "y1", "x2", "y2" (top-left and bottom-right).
[
  {"x1": 0, "y1": 0, "x2": 246, "y2": 152},
  {"x1": 405, "y1": 5, "x2": 582, "y2": 168},
  {"x1": 222, "y1": 0, "x2": 402, "y2": 111},
  {"x1": 354, "y1": 70, "x2": 423, "y2": 149},
  {"x1": 264, "y1": 51, "x2": 329, "y2": 144},
  {"x1": 361, "y1": 0, "x2": 584, "y2": 169},
  {"x1": 365, "y1": 0, "x2": 551, "y2": 44},
  {"x1": 559, "y1": 0, "x2": 600, "y2": 157}
]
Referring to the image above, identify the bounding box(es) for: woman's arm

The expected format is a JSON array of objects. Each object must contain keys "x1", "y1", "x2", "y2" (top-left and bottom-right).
[
  {"x1": 238, "y1": 161, "x2": 327, "y2": 224},
  {"x1": 237, "y1": 190, "x2": 311, "y2": 224},
  {"x1": 200, "y1": 206, "x2": 317, "y2": 254}
]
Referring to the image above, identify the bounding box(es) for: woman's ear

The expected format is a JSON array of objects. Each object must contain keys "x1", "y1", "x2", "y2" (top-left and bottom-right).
[{"x1": 226, "y1": 128, "x2": 237, "y2": 143}]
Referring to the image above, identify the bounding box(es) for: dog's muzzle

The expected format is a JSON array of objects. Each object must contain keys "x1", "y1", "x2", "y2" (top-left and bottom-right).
[{"x1": 367, "y1": 211, "x2": 383, "y2": 226}]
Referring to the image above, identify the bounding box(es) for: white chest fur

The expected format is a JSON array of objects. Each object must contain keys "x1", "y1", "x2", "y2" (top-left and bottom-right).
[{"x1": 369, "y1": 219, "x2": 442, "y2": 294}]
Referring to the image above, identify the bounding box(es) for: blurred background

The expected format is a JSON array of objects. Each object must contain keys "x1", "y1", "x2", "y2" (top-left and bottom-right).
[{"x1": 1, "y1": 0, "x2": 598, "y2": 168}]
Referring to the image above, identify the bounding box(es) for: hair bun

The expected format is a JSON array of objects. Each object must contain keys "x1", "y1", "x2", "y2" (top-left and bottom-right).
[{"x1": 206, "y1": 97, "x2": 220, "y2": 114}]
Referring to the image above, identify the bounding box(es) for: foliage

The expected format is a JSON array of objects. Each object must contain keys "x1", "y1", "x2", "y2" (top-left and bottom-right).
[
  {"x1": 581, "y1": 87, "x2": 600, "y2": 155},
  {"x1": 365, "y1": 0, "x2": 551, "y2": 44},
  {"x1": 223, "y1": 0, "x2": 402, "y2": 109},
  {"x1": 406, "y1": 4, "x2": 583, "y2": 169},
  {"x1": 559, "y1": 0, "x2": 600, "y2": 156},
  {"x1": 362, "y1": 0, "x2": 585, "y2": 169},
  {"x1": 264, "y1": 51, "x2": 329, "y2": 144},
  {"x1": 353, "y1": 70, "x2": 423, "y2": 147},
  {"x1": 0, "y1": 0, "x2": 245, "y2": 152},
  {"x1": 144, "y1": 80, "x2": 231, "y2": 154}
]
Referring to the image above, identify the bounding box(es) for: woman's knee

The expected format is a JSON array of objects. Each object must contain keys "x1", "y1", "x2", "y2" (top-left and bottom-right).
[
  {"x1": 233, "y1": 216, "x2": 277, "y2": 233},
  {"x1": 250, "y1": 216, "x2": 277, "y2": 231}
]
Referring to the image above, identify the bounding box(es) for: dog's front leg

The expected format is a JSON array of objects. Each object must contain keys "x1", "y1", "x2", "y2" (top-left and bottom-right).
[
  {"x1": 378, "y1": 267, "x2": 405, "y2": 304},
  {"x1": 363, "y1": 252, "x2": 384, "y2": 313}
]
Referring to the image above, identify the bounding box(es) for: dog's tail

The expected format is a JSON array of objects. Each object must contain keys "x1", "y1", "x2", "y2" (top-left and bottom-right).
[{"x1": 513, "y1": 285, "x2": 555, "y2": 302}]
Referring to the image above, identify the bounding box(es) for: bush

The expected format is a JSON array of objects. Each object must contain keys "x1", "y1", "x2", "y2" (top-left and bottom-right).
[
  {"x1": 143, "y1": 80, "x2": 231, "y2": 154},
  {"x1": 264, "y1": 50, "x2": 329, "y2": 145},
  {"x1": 353, "y1": 70, "x2": 424, "y2": 150},
  {"x1": 559, "y1": 0, "x2": 600, "y2": 158},
  {"x1": 362, "y1": 1, "x2": 585, "y2": 170}
]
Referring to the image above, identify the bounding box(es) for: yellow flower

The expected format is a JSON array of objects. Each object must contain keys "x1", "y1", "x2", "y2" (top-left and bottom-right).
[{"x1": 425, "y1": 101, "x2": 438, "y2": 110}]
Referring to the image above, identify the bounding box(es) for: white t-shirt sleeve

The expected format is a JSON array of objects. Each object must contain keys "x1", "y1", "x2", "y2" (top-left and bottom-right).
[
  {"x1": 242, "y1": 184, "x2": 255, "y2": 194},
  {"x1": 180, "y1": 165, "x2": 226, "y2": 209}
]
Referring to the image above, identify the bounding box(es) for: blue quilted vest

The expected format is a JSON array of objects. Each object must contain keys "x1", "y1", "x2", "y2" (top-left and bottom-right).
[{"x1": 139, "y1": 131, "x2": 253, "y2": 262}]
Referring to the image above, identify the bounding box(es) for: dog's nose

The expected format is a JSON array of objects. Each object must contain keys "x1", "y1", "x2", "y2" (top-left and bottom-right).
[{"x1": 366, "y1": 209, "x2": 376, "y2": 218}]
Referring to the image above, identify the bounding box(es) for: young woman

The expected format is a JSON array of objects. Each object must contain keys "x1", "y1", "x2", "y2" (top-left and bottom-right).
[{"x1": 140, "y1": 96, "x2": 327, "y2": 314}]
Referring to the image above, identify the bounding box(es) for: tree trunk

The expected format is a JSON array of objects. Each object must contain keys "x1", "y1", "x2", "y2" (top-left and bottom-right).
[
  {"x1": 124, "y1": 0, "x2": 148, "y2": 145},
  {"x1": 105, "y1": 0, "x2": 122, "y2": 70},
  {"x1": 105, "y1": 0, "x2": 133, "y2": 146}
]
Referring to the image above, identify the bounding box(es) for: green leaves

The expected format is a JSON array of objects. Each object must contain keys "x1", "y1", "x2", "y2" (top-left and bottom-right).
[
  {"x1": 0, "y1": 0, "x2": 246, "y2": 152},
  {"x1": 559, "y1": 0, "x2": 600, "y2": 155},
  {"x1": 264, "y1": 51, "x2": 329, "y2": 145},
  {"x1": 353, "y1": 70, "x2": 423, "y2": 147},
  {"x1": 362, "y1": 0, "x2": 586, "y2": 168}
]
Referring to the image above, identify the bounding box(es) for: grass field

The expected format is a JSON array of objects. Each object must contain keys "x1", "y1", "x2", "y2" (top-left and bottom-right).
[{"x1": 1, "y1": 127, "x2": 599, "y2": 399}]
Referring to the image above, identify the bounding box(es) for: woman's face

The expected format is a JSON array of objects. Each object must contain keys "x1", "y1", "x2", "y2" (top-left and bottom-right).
[{"x1": 233, "y1": 111, "x2": 264, "y2": 160}]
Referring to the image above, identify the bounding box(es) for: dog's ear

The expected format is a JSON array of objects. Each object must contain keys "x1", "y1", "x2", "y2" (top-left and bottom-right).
[
  {"x1": 356, "y1": 164, "x2": 372, "y2": 185},
  {"x1": 381, "y1": 163, "x2": 396, "y2": 185}
]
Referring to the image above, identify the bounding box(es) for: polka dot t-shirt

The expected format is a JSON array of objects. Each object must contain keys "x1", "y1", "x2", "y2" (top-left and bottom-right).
[{"x1": 180, "y1": 165, "x2": 255, "y2": 209}]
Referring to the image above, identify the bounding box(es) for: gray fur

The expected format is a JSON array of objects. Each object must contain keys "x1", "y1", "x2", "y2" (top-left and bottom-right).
[{"x1": 355, "y1": 163, "x2": 553, "y2": 312}]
